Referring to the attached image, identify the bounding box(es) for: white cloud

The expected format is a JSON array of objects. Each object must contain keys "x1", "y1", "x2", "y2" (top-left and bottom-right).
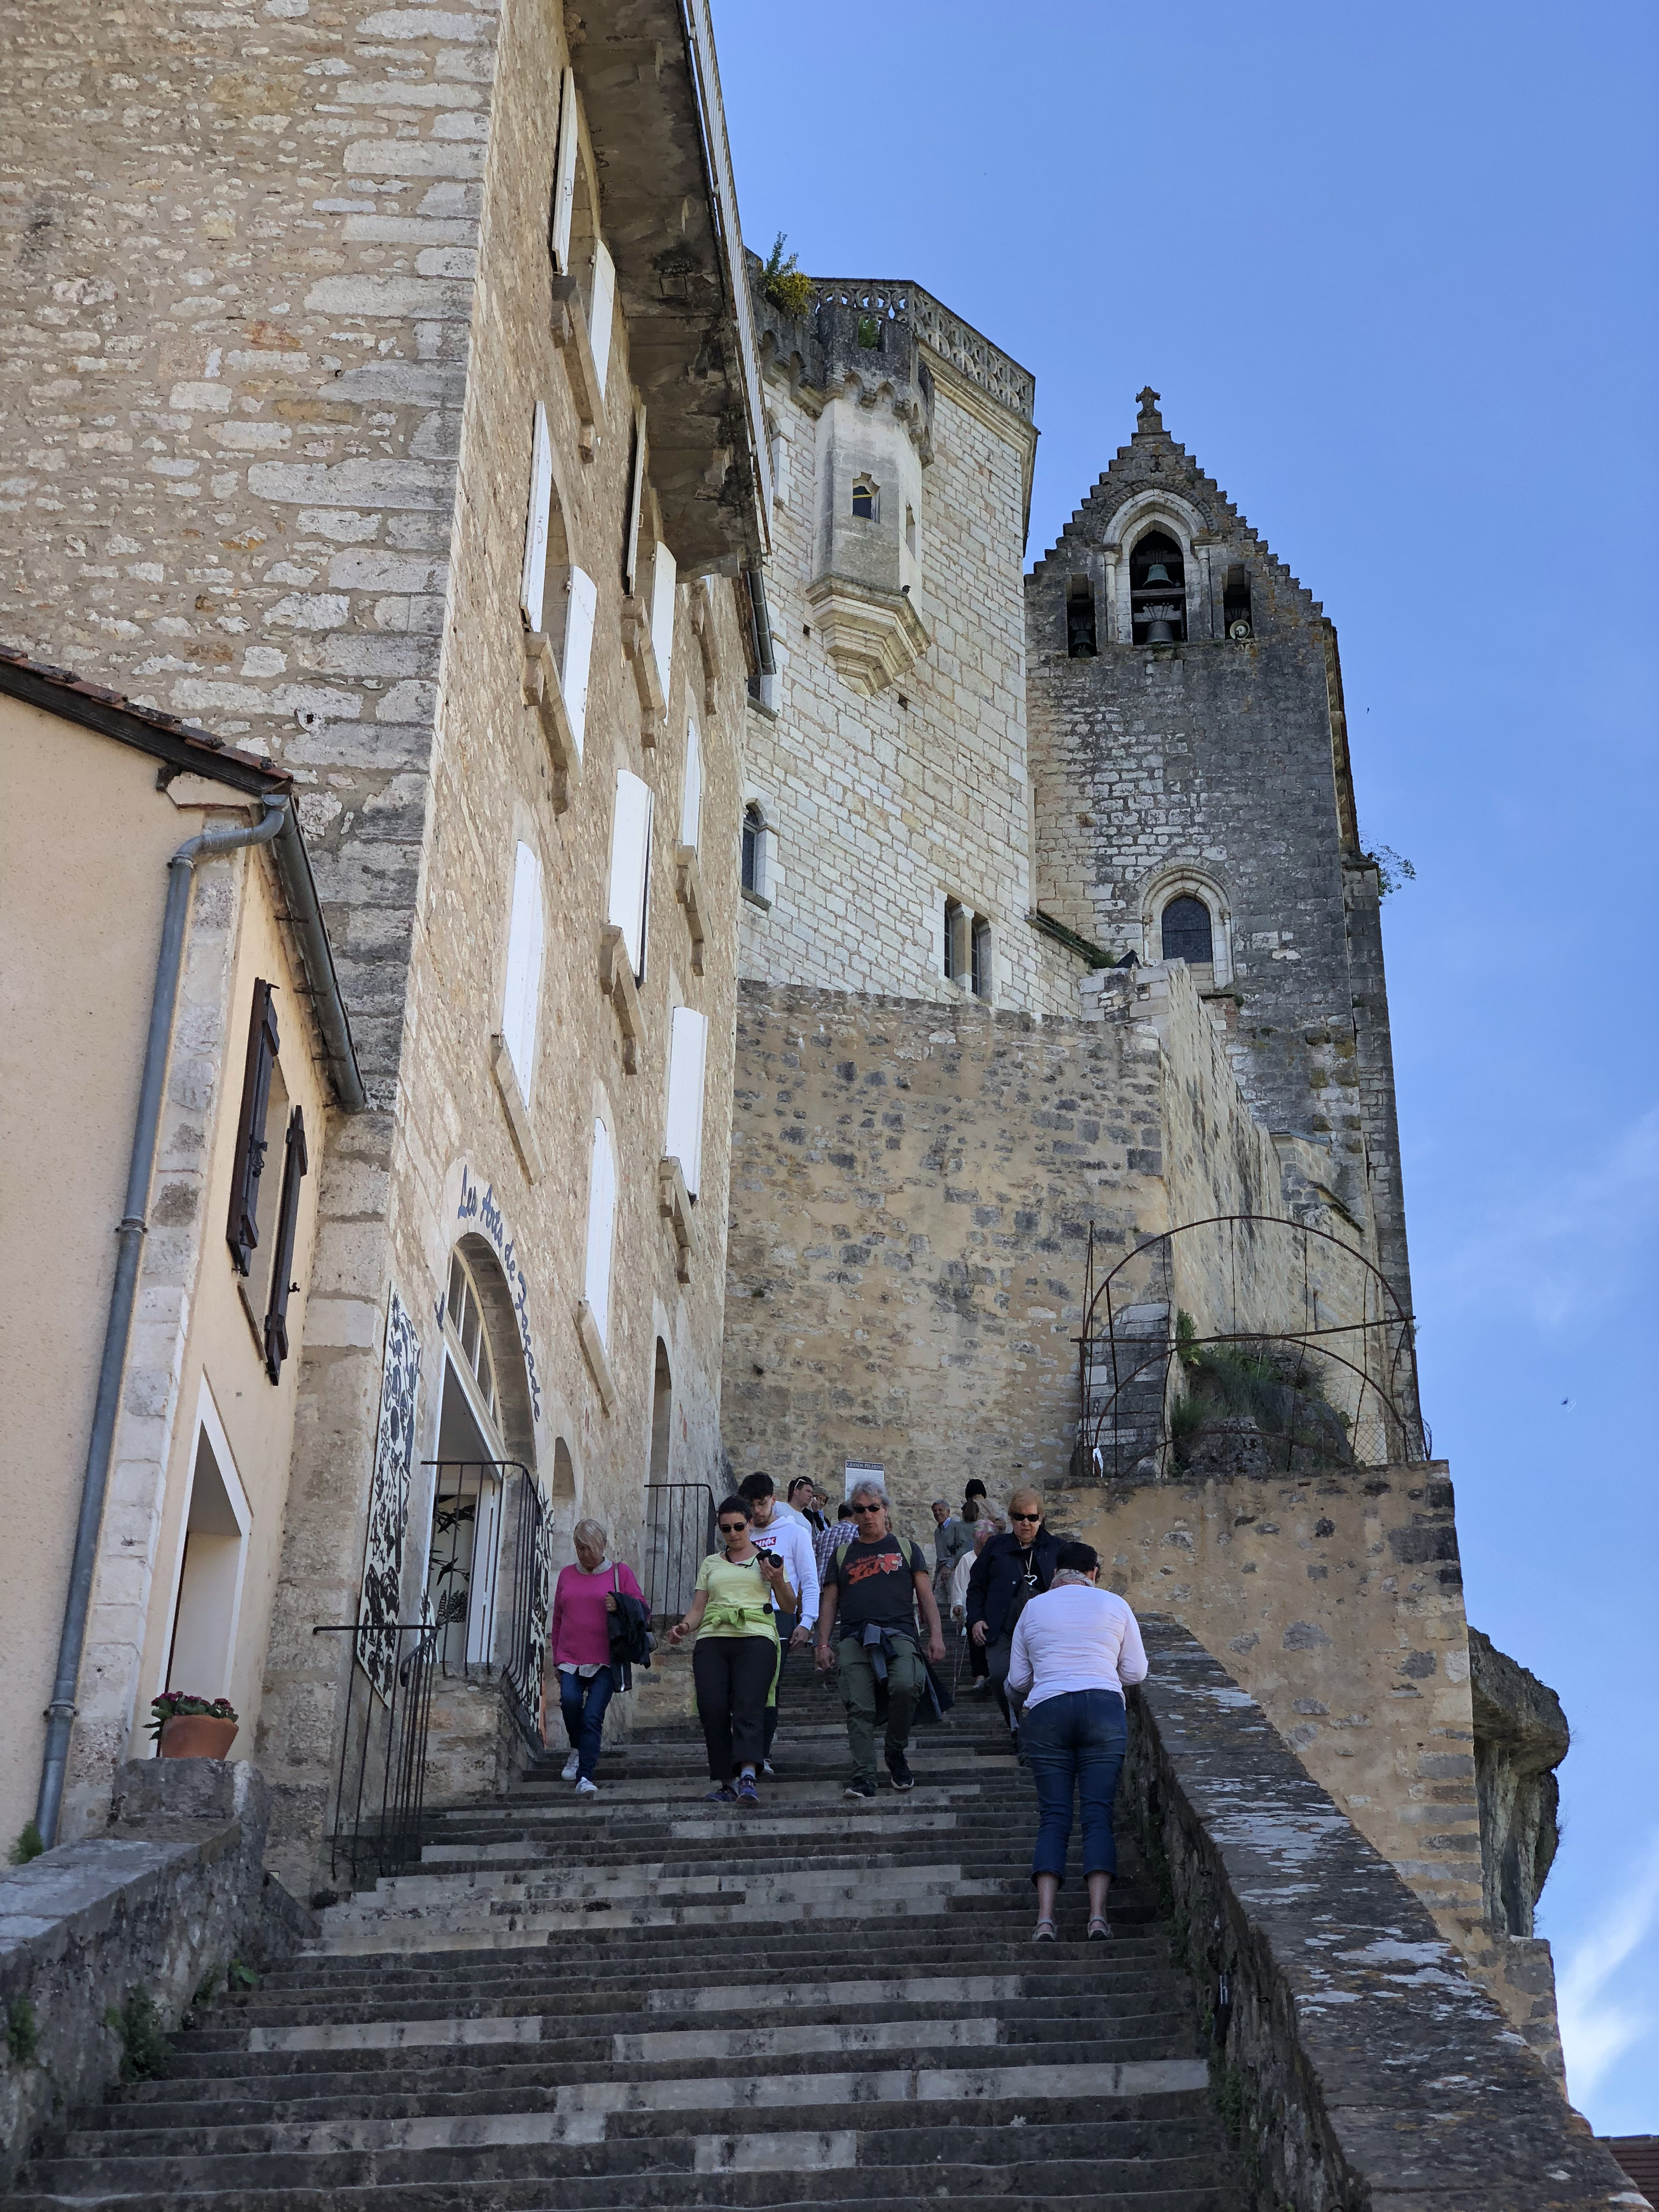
[
  {"x1": 1430, "y1": 1106, "x2": 1659, "y2": 1330},
  {"x1": 1556, "y1": 1834, "x2": 1659, "y2": 2104}
]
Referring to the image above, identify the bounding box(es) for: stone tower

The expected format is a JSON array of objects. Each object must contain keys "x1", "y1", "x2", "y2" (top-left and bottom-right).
[{"x1": 1025, "y1": 390, "x2": 1414, "y2": 1312}]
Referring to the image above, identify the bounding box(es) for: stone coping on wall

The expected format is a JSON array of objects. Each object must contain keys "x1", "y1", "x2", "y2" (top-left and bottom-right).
[
  {"x1": 0, "y1": 1761, "x2": 305, "y2": 2188},
  {"x1": 1130, "y1": 1617, "x2": 1637, "y2": 2211}
]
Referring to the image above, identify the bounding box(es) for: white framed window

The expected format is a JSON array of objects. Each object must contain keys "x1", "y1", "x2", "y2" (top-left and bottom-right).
[
  {"x1": 549, "y1": 69, "x2": 578, "y2": 274},
  {"x1": 444, "y1": 1246, "x2": 499, "y2": 1424},
  {"x1": 650, "y1": 540, "x2": 676, "y2": 697},
  {"x1": 501, "y1": 840, "x2": 544, "y2": 1098},
  {"x1": 583, "y1": 1118, "x2": 618, "y2": 1345},
  {"x1": 680, "y1": 718, "x2": 702, "y2": 850},
  {"x1": 664, "y1": 1005, "x2": 709, "y2": 1198},
  {"x1": 608, "y1": 769, "x2": 654, "y2": 980},
  {"x1": 561, "y1": 565, "x2": 597, "y2": 755},
  {"x1": 520, "y1": 403, "x2": 554, "y2": 633}
]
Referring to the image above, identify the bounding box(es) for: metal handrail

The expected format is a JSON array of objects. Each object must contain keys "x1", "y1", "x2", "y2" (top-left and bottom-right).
[
  {"x1": 312, "y1": 1620, "x2": 437, "y2": 1888},
  {"x1": 642, "y1": 1483, "x2": 716, "y2": 1624}
]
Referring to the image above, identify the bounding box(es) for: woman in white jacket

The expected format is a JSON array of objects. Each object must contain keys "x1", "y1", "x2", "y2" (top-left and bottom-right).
[{"x1": 1005, "y1": 1539, "x2": 1148, "y2": 1942}]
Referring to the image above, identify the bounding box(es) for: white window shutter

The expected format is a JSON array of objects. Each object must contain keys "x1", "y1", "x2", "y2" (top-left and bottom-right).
[
  {"x1": 680, "y1": 717, "x2": 702, "y2": 849},
  {"x1": 550, "y1": 70, "x2": 578, "y2": 275},
  {"x1": 650, "y1": 541, "x2": 676, "y2": 697},
  {"x1": 588, "y1": 239, "x2": 615, "y2": 399},
  {"x1": 583, "y1": 1118, "x2": 617, "y2": 1343},
  {"x1": 501, "y1": 841, "x2": 544, "y2": 1094},
  {"x1": 623, "y1": 406, "x2": 647, "y2": 596},
  {"x1": 561, "y1": 565, "x2": 597, "y2": 756},
  {"x1": 607, "y1": 769, "x2": 654, "y2": 979},
  {"x1": 520, "y1": 403, "x2": 553, "y2": 632},
  {"x1": 664, "y1": 1005, "x2": 709, "y2": 1197}
]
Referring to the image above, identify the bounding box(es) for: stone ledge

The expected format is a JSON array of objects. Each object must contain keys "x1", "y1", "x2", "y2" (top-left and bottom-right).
[
  {"x1": 597, "y1": 924, "x2": 645, "y2": 1073},
  {"x1": 1128, "y1": 1618, "x2": 1629, "y2": 2211},
  {"x1": 549, "y1": 276, "x2": 601, "y2": 458},
  {"x1": 674, "y1": 843, "x2": 706, "y2": 975},
  {"x1": 490, "y1": 1036, "x2": 544, "y2": 1184},
  {"x1": 658, "y1": 1156, "x2": 693, "y2": 1284},
  {"x1": 620, "y1": 594, "x2": 666, "y2": 745},
  {"x1": 0, "y1": 1760, "x2": 291, "y2": 2190},
  {"x1": 520, "y1": 631, "x2": 580, "y2": 811}
]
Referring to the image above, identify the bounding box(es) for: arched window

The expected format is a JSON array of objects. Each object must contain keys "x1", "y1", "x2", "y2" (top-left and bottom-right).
[
  {"x1": 1066, "y1": 575, "x2": 1097, "y2": 658},
  {"x1": 583, "y1": 1118, "x2": 618, "y2": 1347},
  {"x1": 1161, "y1": 895, "x2": 1214, "y2": 967},
  {"x1": 1131, "y1": 529, "x2": 1187, "y2": 645},
  {"x1": 648, "y1": 1340, "x2": 673, "y2": 1485},
  {"x1": 445, "y1": 1246, "x2": 499, "y2": 1424},
  {"x1": 851, "y1": 477, "x2": 878, "y2": 522},
  {"x1": 1223, "y1": 563, "x2": 1253, "y2": 640},
  {"x1": 740, "y1": 801, "x2": 762, "y2": 894}
]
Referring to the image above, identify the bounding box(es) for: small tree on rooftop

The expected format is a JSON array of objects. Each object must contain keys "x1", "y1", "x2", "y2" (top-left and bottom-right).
[{"x1": 761, "y1": 233, "x2": 814, "y2": 319}]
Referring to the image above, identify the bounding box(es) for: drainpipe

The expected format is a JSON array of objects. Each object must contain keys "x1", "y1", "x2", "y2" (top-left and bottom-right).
[{"x1": 35, "y1": 795, "x2": 289, "y2": 1847}]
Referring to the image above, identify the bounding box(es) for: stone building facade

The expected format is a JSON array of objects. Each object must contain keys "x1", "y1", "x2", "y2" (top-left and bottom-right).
[
  {"x1": 4, "y1": 0, "x2": 770, "y2": 1880},
  {"x1": 3, "y1": 0, "x2": 1573, "y2": 2095}
]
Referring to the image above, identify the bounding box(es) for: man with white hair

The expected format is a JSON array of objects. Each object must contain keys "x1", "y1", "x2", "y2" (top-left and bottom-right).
[{"x1": 814, "y1": 1480, "x2": 945, "y2": 1798}]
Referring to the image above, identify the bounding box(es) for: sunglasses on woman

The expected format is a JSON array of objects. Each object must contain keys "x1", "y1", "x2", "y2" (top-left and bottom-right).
[{"x1": 718, "y1": 1519, "x2": 749, "y2": 1535}]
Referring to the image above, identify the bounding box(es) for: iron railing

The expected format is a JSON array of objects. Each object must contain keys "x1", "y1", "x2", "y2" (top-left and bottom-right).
[
  {"x1": 1075, "y1": 1214, "x2": 1430, "y2": 1483},
  {"x1": 642, "y1": 1483, "x2": 716, "y2": 1624},
  {"x1": 314, "y1": 1620, "x2": 437, "y2": 1887}
]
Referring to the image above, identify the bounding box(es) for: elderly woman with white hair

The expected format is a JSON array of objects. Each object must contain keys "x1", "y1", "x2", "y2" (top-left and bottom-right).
[{"x1": 546, "y1": 1518, "x2": 644, "y2": 1796}]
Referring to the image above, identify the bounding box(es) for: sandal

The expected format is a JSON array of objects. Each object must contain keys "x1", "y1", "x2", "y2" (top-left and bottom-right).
[
  {"x1": 1087, "y1": 1915, "x2": 1113, "y2": 1940},
  {"x1": 1031, "y1": 1918, "x2": 1057, "y2": 1943}
]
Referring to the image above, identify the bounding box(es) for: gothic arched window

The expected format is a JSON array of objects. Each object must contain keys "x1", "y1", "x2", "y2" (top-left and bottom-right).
[
  {"x1": 1161, "y1": 895, "x2": 1214, "y2": 966},
  {"x1": 1130, "y1": 529, "x2": 1187, "y2": 644}
]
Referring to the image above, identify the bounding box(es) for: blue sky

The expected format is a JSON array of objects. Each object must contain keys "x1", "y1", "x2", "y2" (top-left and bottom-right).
[{"x1": 712, "y1": 0, "x2": 1658, "y2": 2129}]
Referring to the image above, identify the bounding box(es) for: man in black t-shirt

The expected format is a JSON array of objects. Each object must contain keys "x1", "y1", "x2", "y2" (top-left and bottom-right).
[{"x1": 815, "y1": 1483, "x2": 946, "y2": 1798}]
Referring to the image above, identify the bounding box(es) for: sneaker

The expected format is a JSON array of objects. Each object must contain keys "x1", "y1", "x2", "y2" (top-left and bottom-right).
[
  {"x1": 704, "y1": 1783, "x2": 738, "y2": 1803},
  {"x1": 560, "y1": 1751, "x2": 580, "y2": 1782},
  {"x1": 761, "y1": 1759, "x2": 776, "y2": 1777},
  {"x1": 575, "y1": 1776, "x2": 598, "y2": 1797},
  {"x1": 843, "y1": 1776, "x2": 878, "y2": 1800},
  {"x1": 736, "y1": 1774, "x2": 760, "y2": 1805},
  {"x1": 885, "y1": 1752, "x2": 915, "y2": 1792}
]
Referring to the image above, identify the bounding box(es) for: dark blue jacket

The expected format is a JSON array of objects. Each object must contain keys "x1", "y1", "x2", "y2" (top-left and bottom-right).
[{"x1": 965, "y1": 1527, "x2": 1063, "y2": 1641}]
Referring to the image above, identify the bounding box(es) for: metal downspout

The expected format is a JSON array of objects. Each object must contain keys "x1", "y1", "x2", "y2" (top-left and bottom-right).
[{"x1": 35, "y1": 795, "x2": 289, "y2": 1847}]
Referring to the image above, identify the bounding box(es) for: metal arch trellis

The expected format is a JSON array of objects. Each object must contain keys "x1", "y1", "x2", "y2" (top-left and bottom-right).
[{"x1": 1076, "y1": 1213, "x2": 1430, "y2": 1483}]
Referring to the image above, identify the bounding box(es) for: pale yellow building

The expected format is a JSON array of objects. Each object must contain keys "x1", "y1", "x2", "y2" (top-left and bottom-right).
[{"x1": 0, "y1": 656, "x2": 362, "y2": 1849}]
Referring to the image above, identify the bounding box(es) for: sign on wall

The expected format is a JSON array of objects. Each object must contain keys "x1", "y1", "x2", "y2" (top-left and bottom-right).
[{"x1": 356, "y1": 1287, "x2": 423, "y2": 1702}]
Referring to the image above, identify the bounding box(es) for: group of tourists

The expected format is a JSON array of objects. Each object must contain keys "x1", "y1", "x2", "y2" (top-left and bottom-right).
[{"x1": 546, "y1": 1475, "x2": 1147, "y2": 1939}]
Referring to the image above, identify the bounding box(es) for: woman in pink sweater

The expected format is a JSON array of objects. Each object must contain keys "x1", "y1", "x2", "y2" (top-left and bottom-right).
[{"x1": 546, "y1": 1519, "x2": 643, "y2": 1795}]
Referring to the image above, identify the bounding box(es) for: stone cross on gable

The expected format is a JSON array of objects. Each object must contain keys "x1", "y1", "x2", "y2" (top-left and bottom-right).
[{"x1": 1136, "y1": 386, "x2": 1164, "y2": 431}]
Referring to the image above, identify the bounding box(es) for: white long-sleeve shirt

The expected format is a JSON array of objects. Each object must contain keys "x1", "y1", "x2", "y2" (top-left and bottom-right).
[
  {"x1": 747, "y1": 1511, "x2": 820, "y2": 1625},
  {"x1": 1005, "y1": 1584, "x2": 1149, "y2": 1709}
]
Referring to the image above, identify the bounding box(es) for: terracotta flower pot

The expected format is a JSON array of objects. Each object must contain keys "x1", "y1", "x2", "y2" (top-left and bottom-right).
[{"x1": 158, "y1": 1714, "x2": 238, "y2": 1759}]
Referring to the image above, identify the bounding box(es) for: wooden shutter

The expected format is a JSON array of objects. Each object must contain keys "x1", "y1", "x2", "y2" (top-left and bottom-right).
[
  {"x1": 263, "y1": 1105, "x2": 308, "y2": 1383},
  {"x1": 607, "y1": 769, "x2": 653, "y2": 979},
  {"x1": 650, "y1": 539, "x2": 676, "y2": 698},
  {"x1": 227, "y1": 980, "x2": 280, "y2": 1275},
  {"x1": 664, "y1": 1005, "x2": 708, "y2": 1197},
  {"x1": 520, "y1": 401, "x2": 554, "y2": 632},
  {"x1": 583, "y1": 1117, "x2": 617, "y2": 1343},
  {"x1": 502, "y1": 840, "x2": 544, "y2": 1093},
  {"x1": 561, "y1": 565, "x2": 597, "y2": 754},
  {"x1": 549, "y1": 69, "x2": 578, "y2": 274},
  {"x1": 588, "y1": 238, "x2": 615, "y2": 399},
  {"x1": 623, "y1": 404, "x2": 648, "y2": 595},
  {"x1": 680, "y1": 717, "x2": 702, "y2": 849}
]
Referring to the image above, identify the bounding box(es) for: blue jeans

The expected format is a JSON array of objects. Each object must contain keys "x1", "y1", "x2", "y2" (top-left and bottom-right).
[
  {"x1": 559, "y1": 1667, "x2": 615, "y2": 1780},
  {"x1": 1020, "y1": 1688, "x2": 1127, "y2": 1886}
]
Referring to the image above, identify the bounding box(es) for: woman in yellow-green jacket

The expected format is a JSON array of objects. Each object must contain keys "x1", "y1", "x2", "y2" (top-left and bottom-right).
[{"x1": 669, "y1": 1493, "x2": 795, "y2": 1805}]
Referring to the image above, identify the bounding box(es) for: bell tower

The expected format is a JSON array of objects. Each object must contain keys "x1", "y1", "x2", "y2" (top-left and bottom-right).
[{"x1": 1025, "y1": 392, "x2": 1415, "y2": 1311}]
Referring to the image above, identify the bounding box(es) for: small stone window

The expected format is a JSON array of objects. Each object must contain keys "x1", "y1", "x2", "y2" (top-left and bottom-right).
[
  {"x1": 851, "y1": 477, "x2": 878, "y2": 523},
  {"x1": 970, "y1": 916, "x2": 992, "y2": 1001},
  {"x1": 1131, "y1": 530, "x2": 1187, "y2": 645},
  {"x1": 905, "y1": 504, "x2": 917, "y2": 557},
  {"x1": 741, "y1": 802, "x2": 762, "y2": 893},
  {"x1": 1223, "y1": 564, "x2": 1253, "y2": 640},
  {"x1": 1161, "y1": 895, "x2": 1214, "y2": 966},
  {"x1": 1066, "y1": 575, "x2": 1098, "y2": 658}
]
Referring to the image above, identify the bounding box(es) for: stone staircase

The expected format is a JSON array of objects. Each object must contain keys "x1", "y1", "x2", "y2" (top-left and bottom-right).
[{"x1": 13, "y1": 1647, "x2": 1248, "y2": 2209}]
